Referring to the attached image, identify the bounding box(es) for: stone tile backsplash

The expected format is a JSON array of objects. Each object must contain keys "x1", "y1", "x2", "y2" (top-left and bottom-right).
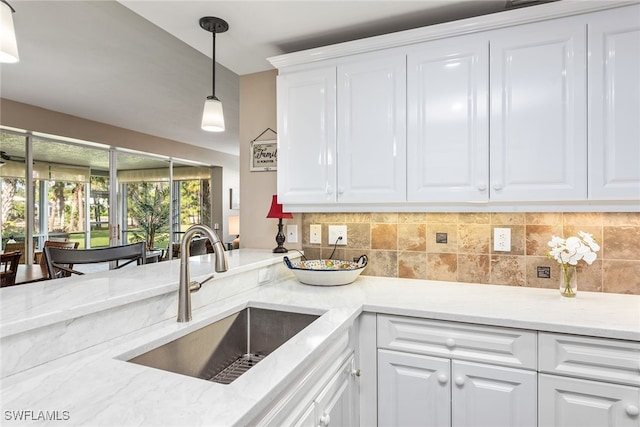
[{"x1": 301, "y1": 212, "x2": 640, "y2": 295}]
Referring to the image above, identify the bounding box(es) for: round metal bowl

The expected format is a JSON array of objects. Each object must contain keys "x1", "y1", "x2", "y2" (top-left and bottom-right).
[{"x1": 283, "y1": 255, "x2": 368, "y2": 286}]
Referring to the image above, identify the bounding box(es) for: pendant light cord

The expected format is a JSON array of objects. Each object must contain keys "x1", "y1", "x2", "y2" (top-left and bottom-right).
[{"x1": 211, "y1": 31, "x2": 216, "y2": 99}]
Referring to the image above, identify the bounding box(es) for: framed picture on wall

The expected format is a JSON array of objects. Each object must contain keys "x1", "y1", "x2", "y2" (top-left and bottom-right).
[
  {"x1": 230, "y1": 187, "x2": 240, "y2": 209},
  {"x1": 250, "y1": 140, "x2": 277, "y2": 171}
]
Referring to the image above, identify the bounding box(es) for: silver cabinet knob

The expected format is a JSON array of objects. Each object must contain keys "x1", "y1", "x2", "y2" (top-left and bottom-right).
[{"x1": 351, "y1": 369, "x2": 361, "y2": 377}]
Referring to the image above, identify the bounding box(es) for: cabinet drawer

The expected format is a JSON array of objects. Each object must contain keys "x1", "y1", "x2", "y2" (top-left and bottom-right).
[
  {"x1": 377, "y1": 315, "x2": 536, "y2": 369},
  {"x1": 539, "y1": 332, "x2": 640, "y2": 387}
]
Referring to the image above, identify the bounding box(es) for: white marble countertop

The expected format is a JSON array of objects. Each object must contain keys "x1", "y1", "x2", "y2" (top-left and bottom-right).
[{"x1": 1, "y1": 250, "x2": 639, "y2": 426}]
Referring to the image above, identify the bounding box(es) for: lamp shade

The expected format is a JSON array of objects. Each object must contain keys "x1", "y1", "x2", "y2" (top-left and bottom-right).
[
  {"x1": 0, "y1": 1, "x2": 19, "y2": 63},
  {"x1": 266, "y1": 195, "x2": 293, "y2": 219},
  {"x1": 201, "y1": 97, "x2": 225, "y2": 132},
  {"x1": 228, "y1": 215, "x2": 240, "y2": 236}
]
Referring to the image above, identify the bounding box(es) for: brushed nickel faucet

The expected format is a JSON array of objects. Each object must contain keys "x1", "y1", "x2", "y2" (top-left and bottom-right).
[{"x1": 177, "y1": 224, "x2": 229, "y2": 322}]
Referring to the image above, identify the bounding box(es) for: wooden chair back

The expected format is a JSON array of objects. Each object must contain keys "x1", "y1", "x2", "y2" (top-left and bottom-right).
[
  {"x1": 3, "y1": 242, "x2": 30, "y2": 264},
  {"x1": 39, "y1": 240, "x2": 79, "y2": 279},
  {"x1": 1, "y1": 251, "x2": 22, "y2": 287},
  {"x1": 44, "y1": 242, "x2": 146, "y2": 279}
]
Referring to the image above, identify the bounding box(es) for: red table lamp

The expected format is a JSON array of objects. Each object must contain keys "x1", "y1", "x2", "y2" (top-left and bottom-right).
[{"x1": 266, "y1": 194, "x2": 293, "y2": 253}]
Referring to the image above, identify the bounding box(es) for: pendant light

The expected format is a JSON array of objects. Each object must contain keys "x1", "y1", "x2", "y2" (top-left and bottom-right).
[
  {"x1": 0, "y1": 0, "x2": 19, "y2": 63},
  {"x1": 200, "y1": 16, "x2": 228, "y2": 132}
]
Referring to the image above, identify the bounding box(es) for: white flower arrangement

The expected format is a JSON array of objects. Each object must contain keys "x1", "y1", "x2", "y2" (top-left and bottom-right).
[
  {"x1": 547, "y1": 231, "x2": 600, "y2": 297},
  {"x1": 547, "y1": 231, "x2": 600, "y2": 266}
]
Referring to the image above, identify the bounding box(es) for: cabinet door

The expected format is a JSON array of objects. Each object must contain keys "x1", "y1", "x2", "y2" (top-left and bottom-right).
[
  {"x1": 337, "y1": 53, "x2": 406, "y2": 203},
  {"x1": 452, "y1": 360, "x2": 536, "y2": 427},
  {"x1": 588, "y1": 5, "x2": 640, "y2": 200},
  {"x1": 314, "y1": 354, "x2": 357, "y2": 427},
  {"x1": 490, "y1": 17, "x2": 587, "y2": 201},
  {"x1": 277, "y1": 67, "x2": 336, "y2": 204},
  {"x1": 378, "y1": 349, "x2": 451, "y2": 427},
  {"x1": 539, "y1": 374, "x2": 640, "y2": 427},
  {"x1": 407, "y1": 35, "x2": 489, "y2": 202}
]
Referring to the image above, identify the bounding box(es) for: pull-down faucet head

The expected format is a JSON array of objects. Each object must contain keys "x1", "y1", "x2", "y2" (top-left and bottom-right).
[{"x1": 177, "y1": 224, "x2": 228, "y2": 322}]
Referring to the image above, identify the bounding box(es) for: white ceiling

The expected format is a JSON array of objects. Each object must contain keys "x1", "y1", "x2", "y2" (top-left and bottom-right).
[{"x1": 0, "y1": 1, "x2": 544, "y2": 158}]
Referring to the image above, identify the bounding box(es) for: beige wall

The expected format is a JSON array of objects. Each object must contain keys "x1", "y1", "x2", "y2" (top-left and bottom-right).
[
  {"x1": 0, "y1": 98, "x2": 240, "y2": 239},
  {"x1": 239, "y1": 70, "x2": 301, "y2": 251}
]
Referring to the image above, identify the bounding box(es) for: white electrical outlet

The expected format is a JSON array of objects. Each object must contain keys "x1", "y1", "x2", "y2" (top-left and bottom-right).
[
  {"x1": 328, "y1": 225, "x2": 347, "y2": 245},
  {"x1": 310, "y1": 224, "x2": 322, "y2": 244},
  {"x1": 494, "y1": 227, "x2": 511, "y2": 252},
  {"x1": 287, "y1": 225, "x2": 298, "y2": 243}
]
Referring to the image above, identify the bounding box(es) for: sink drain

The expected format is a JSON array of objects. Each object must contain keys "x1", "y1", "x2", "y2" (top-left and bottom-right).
[{"x1": 209, "y1": 353, "x2": 267, "y2": 384}]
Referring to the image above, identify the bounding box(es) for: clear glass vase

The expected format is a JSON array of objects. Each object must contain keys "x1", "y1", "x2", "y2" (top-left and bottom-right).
[{"x1": 560, "y1": 265, "x2": 577, "y2": 297}]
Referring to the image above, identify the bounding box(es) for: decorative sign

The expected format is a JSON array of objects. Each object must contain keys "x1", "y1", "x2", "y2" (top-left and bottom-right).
[{"x1": 250, "y1": 140, "x2": 277, "y2": 171}]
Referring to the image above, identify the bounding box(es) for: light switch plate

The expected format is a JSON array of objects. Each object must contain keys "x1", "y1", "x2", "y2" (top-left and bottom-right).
[
  {"x1": 310, "y1": 224, "x2": 321, "y2": 244},
  {"x1": 287, "y1": 225, "x2": 298, "y2": 243}
]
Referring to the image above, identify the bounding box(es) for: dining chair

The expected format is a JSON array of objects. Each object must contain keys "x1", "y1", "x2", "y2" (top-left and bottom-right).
[
  {"x1": 0, "y1": 251, "x2": 22, "y2": 287},
  {"x1": 39, "y1": 240, "x2": 80, "y2": 279},
  {"x1": 44, "y1": 242, "x2": 146, "y2": 279},
  {"x1": 3, "y1": 242, "x2": 30, "y2": 264}
]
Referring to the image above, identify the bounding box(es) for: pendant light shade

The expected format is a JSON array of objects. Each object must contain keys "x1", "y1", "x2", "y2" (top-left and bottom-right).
[
  {"x1": 0, "y1": 0, "x2": 19, "y2": 63},
  {"x1": 202, "y1": 96, "x2": 225, "y2": 132},
  {"x1": 200, "y1": 16, "x2": 228, "y2": 133}
]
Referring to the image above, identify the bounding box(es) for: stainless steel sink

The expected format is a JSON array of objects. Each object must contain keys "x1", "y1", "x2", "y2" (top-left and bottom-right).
[{"x1": 127, "y1": 307, "x2": 319, "y2": 384}]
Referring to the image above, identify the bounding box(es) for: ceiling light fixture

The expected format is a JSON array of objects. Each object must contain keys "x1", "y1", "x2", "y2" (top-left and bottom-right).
[
  {"x1": 199, "y1": 16, "x2": 228, "y2": 132},
  {"x1": 0, "y1": 0, "x2": 19, "y2": 63}
]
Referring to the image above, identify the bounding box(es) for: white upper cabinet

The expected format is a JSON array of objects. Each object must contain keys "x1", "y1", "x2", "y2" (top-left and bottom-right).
[
  {"x1": 489, "y1": 16, "x2": 587, "y2": 201},
  {"x1": 588, "y1": 5, "x2": 640, "y2": 200},
  {"x1": 407, "y1": 35, "x2": 489, "y2": 202},
  {"x1": 277, "y1": 67, "x2": 336, "y2": 204},
  {"x1": 337, "y1": 53, "x2": 407, "y2": 203}
]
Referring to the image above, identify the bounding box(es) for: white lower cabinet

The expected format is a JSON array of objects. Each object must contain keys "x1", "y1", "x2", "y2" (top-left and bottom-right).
[
  {"x1": 538, "y1": 332, "x2": 640, "y2": 427},
  {"x1": 377, "y1": 315, "x2": 537, "y2": 427},
  {"x1": 378, "y1": 349, "x2": 451, "y2": 427},
  {"x1": 295, "y1": 354, "x2": 357, "y2": 427},
  {"x1": 378, "y1": 349, "x2": 536, "y2": 427},
  {"x1": 539, "y1": 374, "x2": 640, "y2": 427}
]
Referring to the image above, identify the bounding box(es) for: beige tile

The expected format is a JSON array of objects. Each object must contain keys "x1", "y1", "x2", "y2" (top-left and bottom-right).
[
  {"x1": 563, "y1": 212, "x2": 604, "y2": 227},
  {"x1": 457, "y1": 254, "x2": 490, "y2": 284},
  {"x1": 427, "y1": 253, "x2": 457, "y2": 281},
  {"x1": 603, "y1": 260, "x2": 640, "y2": 294},
  {"x1": 525, "y1": 213, "x2": 562, "y2": 226},
  {"x1": 363, "y1": 250, "x2": 397, "y2": 277},
  {"x1": 525, "y1": 256, "x2": 558, "y2": 289},
  {"x1": 574, "y1": 260, "x2": 603, "y2": 293},
  {"x1": 603, "y1": 226, "x2": 640, "y2": 260},
  {"x1": 526, "y1": 224, "x2": 563, "y2": 256},
  {"x1": 398, "y1": 213, "x2": 428, "y2": 224},
  {"x1": 398, "y1": 223, "x2": 426, "y2": 251},
  {"x1": 398, "y1": 251, "x2": 427, "y2": 280},
  {"x1": 491, "y1": 213, "x2": 525, "y2": 225},
  {"x1": 371, "y1": 223, "x2": 397, "y2": 250},
  {"x1": 426, "y1": 224, "x2": 458, "y2": 253},
  {"x1": 319, "y1": 213, "x2": 347, "y2": 223},
  {"x1": 347, "y1": 223, "x2": 371, "y2": 249},
  {"x1": 426, "y1": 213, "x2": 458, "y2": 223},
  {"x1": 344, "y1": 213, "x2": 371, "y2": 223},
  {"x1": 603, "y1": 212, "x2": 640, "y2": 226},
  {"x1": 459, "y1": 213, "x2": 490, "y2": 224},
  {"x1": 321, "y1": 247, "x2": 345, "y2": 260},
  {"x1": 490, "y1": 255, "x2": 526, "y2": 286},
  {"x1": 372, "y1": 213, "x2": 398, "y2": 224},
  {"x1": 459, "y1": 224, "x2": 490, "y2": 254}
]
